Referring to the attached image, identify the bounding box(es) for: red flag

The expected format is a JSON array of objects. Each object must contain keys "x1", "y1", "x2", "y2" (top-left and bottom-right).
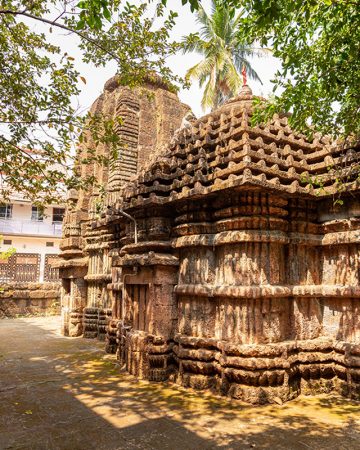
[{"x1": 241, "y1": 65, "x2": 247, "y2": 86}]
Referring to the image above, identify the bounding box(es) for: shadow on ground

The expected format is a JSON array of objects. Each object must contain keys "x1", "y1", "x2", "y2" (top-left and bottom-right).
[{"x1": 0, "y1": 317, "x2": 359, "y2": 450}]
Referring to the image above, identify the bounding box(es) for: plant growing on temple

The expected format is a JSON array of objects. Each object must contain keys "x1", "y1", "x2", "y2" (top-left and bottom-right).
[
  {"x1": 0, "y1": 0, "x2": 183, "y2": 203},
  {"x1": 181, "y1": 0, "x2": 266, "y2": 111}
]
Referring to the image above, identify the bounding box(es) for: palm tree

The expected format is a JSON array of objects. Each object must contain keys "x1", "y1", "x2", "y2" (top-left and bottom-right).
[{"x1": 183, "y1": 0, "x2": 267, "y2": 111}]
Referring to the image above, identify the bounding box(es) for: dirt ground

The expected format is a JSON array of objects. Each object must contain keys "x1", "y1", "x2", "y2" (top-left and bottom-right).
[{"x1": 0, "y1": 316, "x2": 359, "y2": 450}]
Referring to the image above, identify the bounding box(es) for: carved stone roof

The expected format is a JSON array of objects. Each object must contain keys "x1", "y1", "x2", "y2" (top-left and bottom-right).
[{"x1": 117, "y1": 85, "x2": 359, "y2": 211}]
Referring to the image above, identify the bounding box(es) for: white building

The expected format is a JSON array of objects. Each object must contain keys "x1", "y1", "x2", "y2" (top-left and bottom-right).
[{"x1": 0, "y1": 194, "x2": 65, "y2": 282}]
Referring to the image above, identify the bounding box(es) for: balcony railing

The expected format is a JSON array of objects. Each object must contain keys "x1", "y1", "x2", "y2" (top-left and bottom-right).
[{"x1": 0, "y1": 219, "x2": 62, "y2": 237}]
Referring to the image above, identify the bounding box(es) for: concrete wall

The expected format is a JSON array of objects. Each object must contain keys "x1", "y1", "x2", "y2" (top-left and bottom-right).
[
  {"x1": 8, "y1": 203, "x2": 59, "y2": 224},
  {"x1": 0, "y1": 202, "x2": 63, "y2": 282}
]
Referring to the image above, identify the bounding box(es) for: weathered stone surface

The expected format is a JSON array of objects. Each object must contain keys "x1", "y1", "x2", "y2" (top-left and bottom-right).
[
  {"x1": 59, "y1": 82, "x2": 360, "y2": 404},
  {"x1": 0, "y1": 282, "x2": 60, "y2": 317}
]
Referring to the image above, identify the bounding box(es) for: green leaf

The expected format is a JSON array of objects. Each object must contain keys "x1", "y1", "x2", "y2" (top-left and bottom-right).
[
  {"x1": 103, "y1": 7, "x2": 111, "y2": 21},
  {"x1": 76, "y1": 19, "x2": 86, "y2": 30}
]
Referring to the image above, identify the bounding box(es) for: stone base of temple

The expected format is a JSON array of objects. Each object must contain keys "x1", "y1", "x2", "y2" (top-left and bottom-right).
[
  {"x1": 82, "y1": 307, "x2": 113, "y2": 340},
  {"x1": 177, "y1": 337, "x2": 360, "y2": 404},
  {"x1": 116, "y1": 330, "x2": 176, "y2": 381},
  {"x1": 98, "y1": 308, "x2": 112, "y2": 341},
  {"x1": 116, "y1": 333, "x2": 360, "y2": 404},
  {"x1": 83, "y1": 307, "x2": 99, "y2": 338},
  {"x1": 68, "y1": 309, "x2": 84, "y2": 337},
  {"x1": 105, "y1": 318, "x2": 119, "y2": 354}
]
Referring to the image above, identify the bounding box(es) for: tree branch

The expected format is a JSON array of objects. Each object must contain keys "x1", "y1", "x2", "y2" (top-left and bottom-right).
[
  {"x1": 0, "y1": 9, "x2": 121, "y2": 63},
  {"x1": 0, "y1": 120, "x2": 66, "y2": 124},
  {"x1": 0, "y1": 136, "x2": 51, "y2": 182}
]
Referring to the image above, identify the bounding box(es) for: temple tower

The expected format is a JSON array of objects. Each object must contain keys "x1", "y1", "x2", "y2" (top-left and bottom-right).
[{"x1": 59, "y1": 76, "x2": 190, "y2": 337}]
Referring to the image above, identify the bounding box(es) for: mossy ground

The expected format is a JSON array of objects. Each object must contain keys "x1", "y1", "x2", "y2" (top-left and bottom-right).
[{"x1": 0, "y1": 316, "x2": 359, "y2": 449}]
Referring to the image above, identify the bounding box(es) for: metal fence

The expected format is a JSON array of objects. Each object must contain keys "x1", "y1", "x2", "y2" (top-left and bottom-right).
[
  {"x1": 44, "y1": 254, "x2": 60, "y2": 282},
  {"x1": 0, "y1": 253, "x2": 40, "y2": 282},
  {"x1": 0, "y1": 219, "x2": 62, "y2": 237}
]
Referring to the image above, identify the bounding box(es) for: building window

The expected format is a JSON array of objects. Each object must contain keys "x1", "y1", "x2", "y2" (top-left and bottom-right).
[
  {"x1": 52, "y1": 207, "x2": 65, "y2": 223},
  {"x1": 46, "y1": 241, "x2": 54, "y2": 247},
  {"x1": 3, "y1": 239, "x2": 12, "y2": 245},
  {"x1": 31, "y1": 206, "x2": 43, "y2": 221},
  {"x1": 0, "y1": 204, "x2": 12, "y2": 219}
]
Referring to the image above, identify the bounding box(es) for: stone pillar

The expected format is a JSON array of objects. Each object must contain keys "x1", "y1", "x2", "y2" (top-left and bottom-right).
[{"x1": 173, "y1": 192, "x2": 297, "y2": 402}]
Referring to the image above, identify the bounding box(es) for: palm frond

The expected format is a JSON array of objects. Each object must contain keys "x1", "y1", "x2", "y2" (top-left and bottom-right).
[
  {"x1": 182, "y1": 34, "x2": 208, "y2": 55},
  {"x1": 222, "y1": 54, "x2": 242, "y2": 95},
  {"x1": 251, "y1": 47, "x2": 273, "y2": 57},
  {"x1": 202, "y1": 79, "x2": 216, "y2": 110},
  {"x1": 232, "y1": 9, "x2": 245, "y2": 29},
  {"x1": 196, "y1": 4, "x2": 216, "y2": 42},
  {"x1": 234, "y1": 46, "x2": 272, "y2": 59},
  {"x1": 242, "y1": 59, "x2": 263, "y2": 84},
  {"x1": 212, "y1": 4, "x2": 228, "y2": 40},
  {"x1": 232, "y1": 51, "x2": 262, "y2": 84},
  {"x1": 198, "y1": 72, "x2": 208, "y2": 88},
  {"x1": 210, "y1": 0, "x2": 218, "y2": 16},
  {"x1": 185, "y1": 56, "x2": 215, "y2": 83},
  {"x1": 183, "y1": 0, "x2": 266, "y2": 109}
]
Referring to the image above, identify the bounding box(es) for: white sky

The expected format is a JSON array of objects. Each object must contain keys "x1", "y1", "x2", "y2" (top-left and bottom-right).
[{"x1": 35, "y1": 0, "x2": 282, "y2": 118}]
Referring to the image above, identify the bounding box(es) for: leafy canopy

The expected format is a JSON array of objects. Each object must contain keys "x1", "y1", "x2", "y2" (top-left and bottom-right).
[
  {"x1": 178, "y1": 0, "x2": 360, "y2": 143},
  {"x1": 0, "y1": 0, "x2": 182, "y2": 203},
  {"x1": 183, "y1": 0, "x2": 267, "y2": 111}
]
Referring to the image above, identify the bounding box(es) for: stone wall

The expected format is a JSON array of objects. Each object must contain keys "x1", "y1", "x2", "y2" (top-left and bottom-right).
[{"x1": 0, "y1": 282, "x2": 60, "y2": 318}]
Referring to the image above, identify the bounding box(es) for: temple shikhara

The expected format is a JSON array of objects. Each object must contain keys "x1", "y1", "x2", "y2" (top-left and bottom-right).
[{"x1": 59, "y1": 76, "x2": 360, "y2": 404}]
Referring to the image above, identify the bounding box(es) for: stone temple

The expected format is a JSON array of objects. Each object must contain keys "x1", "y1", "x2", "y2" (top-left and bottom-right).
[{"x1": 59, "y1": 76, "x2": 360, "y2": 404}]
